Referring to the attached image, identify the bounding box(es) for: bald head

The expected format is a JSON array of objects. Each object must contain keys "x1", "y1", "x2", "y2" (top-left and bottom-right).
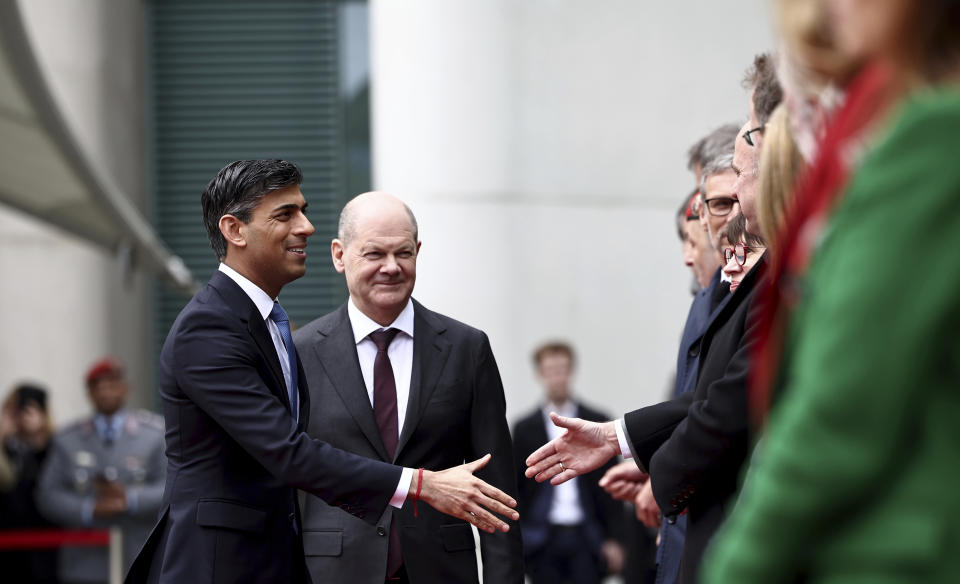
[
  {"x1": 338, "y1": 191, "x2": 419, "y2": 248},
  {"x1": 332, "y1": 191, "x2": 421, "y2": 325}
]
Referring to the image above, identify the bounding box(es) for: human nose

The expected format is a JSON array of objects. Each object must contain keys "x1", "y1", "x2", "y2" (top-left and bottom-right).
[
  {"x1": 380, "y1": 254, "x2": 400, "y2": 273},
  {"x1": 723, "y1": 255, "x2": 741, "y2": 275},
  {"x1": 683, "y1": 243, "x2": 695, "y2": 267},
  {"x1": 293, "y1": 212, "x2": 315, "y2": 237}
]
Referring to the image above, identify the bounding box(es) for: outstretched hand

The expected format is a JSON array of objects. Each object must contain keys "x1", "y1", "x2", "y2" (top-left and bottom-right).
[
  {"x1": 418, "y1": 453, "x2": 519, "y2": 534},
  {"x1": 524, "y1": 413, "x2": 620, "y2": 485}
]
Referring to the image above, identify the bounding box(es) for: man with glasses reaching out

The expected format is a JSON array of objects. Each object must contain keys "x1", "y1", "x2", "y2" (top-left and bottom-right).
[{"x1": 525, "y1": 131, "x2": 771, "y2": 583}]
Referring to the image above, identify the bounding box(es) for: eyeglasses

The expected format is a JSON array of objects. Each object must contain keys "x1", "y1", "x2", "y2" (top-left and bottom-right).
[
  {"x1": 742, "y1": 125, "x2": 765, "y2": 147},
  {"x1": 723, "y1": 243, "x2": 762, "y2": 266},
  {"x1": 703, "y1": 196, "x2": 739, "y2": 217}
]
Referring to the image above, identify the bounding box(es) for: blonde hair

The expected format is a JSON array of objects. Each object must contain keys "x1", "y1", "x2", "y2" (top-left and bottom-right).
[
  {"x1": 757, "y1": 104, "x2": 806, "y2": 252},
  {"x1": 775, "y1": 0, "x2": 859, "y2": 85}
]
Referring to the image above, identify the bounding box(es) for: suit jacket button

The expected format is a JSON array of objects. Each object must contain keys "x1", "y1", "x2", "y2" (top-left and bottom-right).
[
  {"x1": 377, "y1": 526, "x2": 386, "y2": 536},
  {"x1": 688, "y1": 342, "x2": 700, "y2": 357},
  {"x1": 288, "y1": 513, "x2": 295, "y2": 521}
]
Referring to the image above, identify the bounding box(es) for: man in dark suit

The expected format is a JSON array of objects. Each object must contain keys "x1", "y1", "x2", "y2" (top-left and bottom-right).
[
  {"x1": 512, "y1": 342, "x2": 624, "y2": 584},
  {"x1": 124, "y1": 160, "x2": 518, "y2": 584},
  {"x1": 292, "y1": 191, "x2": 523, "y2": 584},
  {"x1": 524, "y1": 217, "x2": 766, "y2": 584}
]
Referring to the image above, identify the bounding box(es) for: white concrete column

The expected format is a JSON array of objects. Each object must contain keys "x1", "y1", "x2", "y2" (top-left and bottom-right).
[{"x1": 369, "y1": 0, "x2": 772, "y2": 419}]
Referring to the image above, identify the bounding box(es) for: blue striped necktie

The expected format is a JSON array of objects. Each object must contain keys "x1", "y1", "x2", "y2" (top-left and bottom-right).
[{"x1": 269, "y1": 302, "x2": 299, "y2": 420}]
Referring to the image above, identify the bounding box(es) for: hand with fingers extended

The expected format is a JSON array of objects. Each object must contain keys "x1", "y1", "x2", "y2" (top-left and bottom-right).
[
  {"x1": 524, "y1": 412, "x2": 620, "y2": 485},
  {"x1": 599, "y1": 460, "x2": 648, "y2": 502},
  {"x1": 416, "y1": 453, "x2": 519, "y2": 534}
]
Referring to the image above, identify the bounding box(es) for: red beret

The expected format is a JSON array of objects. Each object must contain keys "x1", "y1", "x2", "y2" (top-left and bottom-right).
[
  {"x1": 685, "y1": 191, "x2": 701, "y2": 221},
  {"x1": 86, "y1": 357, "x2": 124, "y2": 386}
]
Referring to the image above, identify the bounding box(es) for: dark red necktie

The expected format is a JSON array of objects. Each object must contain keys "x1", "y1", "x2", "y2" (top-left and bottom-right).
[{"x1": 369, "y1": 328, "x2": 402, "y2": 577}]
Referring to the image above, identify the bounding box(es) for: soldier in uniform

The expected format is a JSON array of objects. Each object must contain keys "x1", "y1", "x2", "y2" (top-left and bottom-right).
[{"x1": 37, "y1": 357, "x2": 166, "y2": 584}]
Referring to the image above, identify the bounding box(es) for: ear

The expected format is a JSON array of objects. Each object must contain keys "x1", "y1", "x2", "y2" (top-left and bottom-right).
[
  {"x1": 415, "y1": 240, "x2": 422, "y2": 256},
  {"x1": 331, "y1": 239, "x2": 346, "y2": 274},
  {"x1": 219, "y1": 215, "x2": 247, "y2": 251}
]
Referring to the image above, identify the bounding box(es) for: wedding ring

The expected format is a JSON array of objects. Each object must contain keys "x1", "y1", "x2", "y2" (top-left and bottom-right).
[{"x1": 559, "y1": 460, "x2": 565, "y2": 472}]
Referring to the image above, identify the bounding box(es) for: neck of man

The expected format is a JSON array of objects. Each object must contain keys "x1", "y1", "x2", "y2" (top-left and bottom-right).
[{"x1": 223, "y1": 257, "x2": 280, "y2": 299}]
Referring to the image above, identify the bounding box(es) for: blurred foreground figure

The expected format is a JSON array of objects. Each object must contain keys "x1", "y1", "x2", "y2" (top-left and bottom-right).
[
  {"x1": 0, "y1": 384, "x2": 58, "y2": 583},
  {"x1": 37, "y1": 359, "x2": 166, "y2": 584},
  {"x1": 513, "y1": 342, "x2": 624, "y2": 584},
  {"x1": 704, "y1": 0, "x2": 960, "y2": 581}
]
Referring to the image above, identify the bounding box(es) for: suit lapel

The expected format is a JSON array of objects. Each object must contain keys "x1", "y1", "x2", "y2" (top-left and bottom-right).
[
  {"x1": 295, "y1": 356, "x2": 310, "y2": 430},
  {"x1": 397, "y1": 301, "x2": 451, "y2": 457},
  {"x1": 249, "y1": 317, "x2": 290, "y2": 409},
  {"x1": 310, "y1": 306, "x2": 391, "y2": 461},
  {"x1": 209, "y1": 271, "x2": 289, "y2": 409}
]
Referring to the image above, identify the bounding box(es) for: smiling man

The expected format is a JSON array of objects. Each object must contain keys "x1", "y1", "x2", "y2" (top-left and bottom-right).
[
  {"x1": 293, "y1": 191, "x2": 524, "y2": 584},
  {"x1": 125, "y1": 162, "x2": 518, "y2": 584}
]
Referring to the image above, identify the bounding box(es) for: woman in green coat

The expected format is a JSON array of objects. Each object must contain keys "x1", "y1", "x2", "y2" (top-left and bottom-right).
[{"x1": 703, "y1": 0, "x2": 960, "y2": 582}]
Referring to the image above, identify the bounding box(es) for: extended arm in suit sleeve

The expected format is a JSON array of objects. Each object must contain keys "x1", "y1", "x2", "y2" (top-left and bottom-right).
[
  {"x1": 469, "y1": 332, "x2": 525, "y2": 583},
  {"x1": 171, "y1": 307, "x2": 402, "y2": 524},
  {"x1": 647, "y1": 302, "x2": 757, "y2": 518},
  {"x1": 621, "y1": 392, "x2": 694, "y2": 472}
]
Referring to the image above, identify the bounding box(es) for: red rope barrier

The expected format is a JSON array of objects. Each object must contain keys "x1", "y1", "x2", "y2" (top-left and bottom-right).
[{"x1": 0, "y1": 528, "x2": 110, "y2": 549}]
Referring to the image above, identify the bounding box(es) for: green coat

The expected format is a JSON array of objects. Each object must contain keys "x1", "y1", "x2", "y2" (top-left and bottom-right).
[{"x1": 702, "y1": 89, "x2": 960, "y2": 583}]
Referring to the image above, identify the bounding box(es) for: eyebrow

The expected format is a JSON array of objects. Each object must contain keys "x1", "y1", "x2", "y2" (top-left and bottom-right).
[
  {"x1": 731, "y1": 164, "x2": 743, "y2": 176},
  {"x1": 271, "y1": 202, "x2": 307, "y2": 213}
]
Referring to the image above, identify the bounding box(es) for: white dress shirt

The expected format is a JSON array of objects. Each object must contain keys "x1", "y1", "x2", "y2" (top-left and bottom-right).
[
  {"x1": 347, "y1": 297, "x2": 415, "y2": 506},
  {"x1": 218, "y1": 264, "x2": 411, "y2": 507},
  {"x1": 543, "y1": 400, "x2": 586, "y2": 525},
  {"x1": 347, "y1": 297, "x2": 415, "y2": 435}
]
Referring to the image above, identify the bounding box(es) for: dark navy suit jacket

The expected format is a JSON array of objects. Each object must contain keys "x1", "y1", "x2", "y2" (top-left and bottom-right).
[
  {"x1": 124, "y1": 271, "x2": 402, "y2": 584},
  {"x1": 624, "y1": 258, "x2": 766, "y2": 584},
  {"x1": 656, "y1": 269, "x2": 730, "y2": 584}
]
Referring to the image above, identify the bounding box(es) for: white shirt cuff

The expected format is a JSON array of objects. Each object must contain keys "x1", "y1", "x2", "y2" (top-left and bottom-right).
[
  {"x1": 390, "y1": 467, "x2": 414, "y2": 508},
  {"x1": 615, "y1": 419, "x2": 633, "y2": 459}
]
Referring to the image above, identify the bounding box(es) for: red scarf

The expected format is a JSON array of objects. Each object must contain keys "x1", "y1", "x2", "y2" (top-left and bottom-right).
[{"x1": 750, "y1": 62, "x2": 896, "y2": 423}]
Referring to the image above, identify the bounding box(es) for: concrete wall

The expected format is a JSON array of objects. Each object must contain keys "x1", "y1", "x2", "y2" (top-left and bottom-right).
[
  {"x1": 0, "y1": 0, "x2": 150, "y2": 424},
  {"x1": 370, "y1": 0, "x2": 774, "y2": 422}
]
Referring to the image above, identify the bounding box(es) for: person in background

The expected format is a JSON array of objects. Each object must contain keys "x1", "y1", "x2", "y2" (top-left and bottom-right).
[
  {"x1": 0, "y1": 384, "x2": 59, "y2": 583},
  {"x1": 513, "y1": 342, "x2": 624, "y2": 584},
  {"x1": 603, "y1": 122, "x2": 740, "y2": 584},
  {"x1": 698, "y1": 154, "x2": 741, "y2": 265},
  {"x1": 526, "y1": 139, "x2": 771, "y2": 581},
  {"x1": 720, "y1": 215, "x2": 766, "y2": 295},
  {"x1": 37, "y1": 358, "x2": 166, "y2": 584},
  {"x1": 704, "y1": 0, "x2": 960, "y2": 580},
  {"x1": 733, "y1": 54, "x2": 786, "y2": 239},
  {"x1": 685, "y1": 124, "x2": 741, "y2": 188}
]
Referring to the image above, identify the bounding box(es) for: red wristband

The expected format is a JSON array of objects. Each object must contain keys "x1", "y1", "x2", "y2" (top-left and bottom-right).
[{"x1": 414, "y1": 468, "x2": 424, "y2": 518}]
